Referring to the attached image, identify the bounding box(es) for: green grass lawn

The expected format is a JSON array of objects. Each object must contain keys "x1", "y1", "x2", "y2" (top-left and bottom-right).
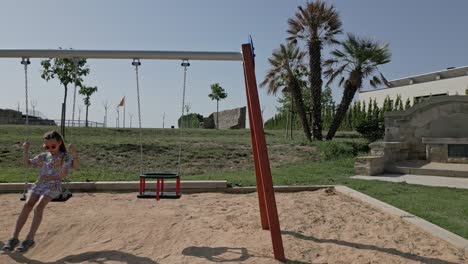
[{"x1": 0, "y1": 125, "x2": 467, "y2": 239}]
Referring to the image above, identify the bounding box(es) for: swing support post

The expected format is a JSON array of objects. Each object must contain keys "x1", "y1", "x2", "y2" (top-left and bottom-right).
[{"x1": 242, "y1": 44, "x2": 285, "y2": 261}]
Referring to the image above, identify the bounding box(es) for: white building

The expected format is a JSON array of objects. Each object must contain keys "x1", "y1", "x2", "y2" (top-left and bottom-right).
[{"x1": 358, "y1": 66, "x2": 468, "y2": 106}]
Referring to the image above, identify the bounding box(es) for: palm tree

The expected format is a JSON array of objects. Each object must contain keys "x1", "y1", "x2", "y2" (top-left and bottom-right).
[
  {"x1": 260, "y1": 43, "x2": 312, "y2": 141},
  {"x1": 287, "y1": 0, "x2": 342, "y2": 140},
  {"x1": 324, "y1": 33, "x2": 391, "y2": 140},
  {"x1": 208, "y1": 83, "x2": 228, "y2": 129},
  {"x1": 79, "y1": 86, "x2": 98, "y2": 127}
]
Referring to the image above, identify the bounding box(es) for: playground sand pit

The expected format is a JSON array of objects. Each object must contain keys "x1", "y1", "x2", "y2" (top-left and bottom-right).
[{"x1": 0, "y1": 190, "x2": 466, "y2": 263}]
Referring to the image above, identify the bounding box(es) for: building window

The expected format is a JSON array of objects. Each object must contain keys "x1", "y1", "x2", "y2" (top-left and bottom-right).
[
  {"x1": 414, "y1": 93, "x2": 447, "y2": 102},
  {"x1": 448, "y1": 144, "x2": 468, "y2": 158}
]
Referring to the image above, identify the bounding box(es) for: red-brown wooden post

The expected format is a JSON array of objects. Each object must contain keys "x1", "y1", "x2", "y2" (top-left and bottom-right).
[
  {"x1": 242, "y1": 43, "x2": 285, "y2": 261},
  {"x1": 244, "y1": 68, "x2": 269, "y2": 230}
]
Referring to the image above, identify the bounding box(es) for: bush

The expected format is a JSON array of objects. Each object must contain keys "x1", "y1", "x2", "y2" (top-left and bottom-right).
[
  {"x1": 178, "y1": 113, "x2": 204, "y2": 128},
  {"x1": 317, "y1": 141, "x2": 356, "y2": 160},
  {"x1": 355, "y1": 118, "x2": 384, "y2": 142}
]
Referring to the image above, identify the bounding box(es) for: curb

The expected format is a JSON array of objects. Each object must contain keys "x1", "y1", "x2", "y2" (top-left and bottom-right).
[
  {"x1": 0, "y1": 182, "x2": 333, "y2": 194},
  {"x1": 226, "y1": 185, "x2": 333, "y2": 193},
  {"x1": 335, "y1": 185, "x2": 468, "y2": 253},
  {"x1": 0, "y1": 181, "x2": 228, "y2": 194}
]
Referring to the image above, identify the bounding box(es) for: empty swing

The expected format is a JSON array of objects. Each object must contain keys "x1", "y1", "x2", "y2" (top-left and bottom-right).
[
  {"x1": 135, "y1": 59, "x2": 190, "y2": 200},
  {"x1": 19, "y1": 57, "x2": 73, "y2": 203}
]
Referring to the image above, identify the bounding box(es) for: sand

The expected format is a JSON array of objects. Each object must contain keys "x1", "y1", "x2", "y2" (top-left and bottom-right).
[{"x1": 0, "y1": 190, "x2": 466, "y2": 264}]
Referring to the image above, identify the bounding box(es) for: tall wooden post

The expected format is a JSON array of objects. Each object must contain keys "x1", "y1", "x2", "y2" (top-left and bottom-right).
[
  {"x1": 242, "y1": 43, "x2": 285, "y2": 261},
  {"x1": 244, "y1": 68, "x2": 269, "y2": 230}
]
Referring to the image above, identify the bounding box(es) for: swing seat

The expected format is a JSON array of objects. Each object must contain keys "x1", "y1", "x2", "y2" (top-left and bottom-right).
[
  {"x1": 19, "y1": 189, "x2": 72, "y2": 202},
  {"x1": 52, "y1": 189, "x2": 73, "y2": 202},
  {"x1": 137, "y1": 173, "x2": 182, "y2": 200}
]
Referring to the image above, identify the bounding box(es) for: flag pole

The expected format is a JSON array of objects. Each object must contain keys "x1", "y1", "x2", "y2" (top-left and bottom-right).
[{"x1": 117, "y1": 108, "x2": 120, "y2": 128}]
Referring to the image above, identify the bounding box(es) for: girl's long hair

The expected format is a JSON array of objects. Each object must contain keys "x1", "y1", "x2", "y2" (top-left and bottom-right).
[{"x1": 43, "y1": 130, "x2": 67, "y2": 153}]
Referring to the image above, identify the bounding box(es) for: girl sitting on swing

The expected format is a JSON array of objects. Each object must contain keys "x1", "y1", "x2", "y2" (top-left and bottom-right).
[{"x1": 2, "y1": 130, "x2": 79, "y2": 253}]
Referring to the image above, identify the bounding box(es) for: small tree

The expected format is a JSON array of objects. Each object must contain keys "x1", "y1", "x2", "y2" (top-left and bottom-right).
[
  {"x1": 102, "y1": 100, "x2": 109, "y2": 128},
  {"x1": 405, "y1": 98, "x2": 412, "y2": 110},
  {"x1": 41, "y1": 54, "x2": 89, "y2": 137},
  {"x1": 30, "y1": 99, "x2": 38, "y2": 117},
  {"x1": 372, "y1": 99, "x2": 380, "y2": 121},
  {"x1": 208, "y1": 83, "x2": 228, "y2": 129},
  {"x1": 79, "y1": 86, "x2": 98, "y2": 127},
  {"x1": 395, "y1": 94, "x2": 403, "y2": 111}
]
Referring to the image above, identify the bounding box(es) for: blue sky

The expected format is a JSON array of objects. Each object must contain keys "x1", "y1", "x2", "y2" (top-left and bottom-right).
[{"x1": 0, "y1": 0, "x2": 467, "y2": 128}]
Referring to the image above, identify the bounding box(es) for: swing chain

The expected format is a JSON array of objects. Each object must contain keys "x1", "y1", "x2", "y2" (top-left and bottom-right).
[
  {"x1": 177, "y1": 59, "x2": 190, "y2": 175},
  {"x1": 133, "y1": 59, "x2": 144, "y2": 174},
  {"x1": 21, "y1": 58, "x2": 31, "y2": 129},
  {"x1": 71, "y1": 58, "x2": 79, "y2": 127},
  {"x1": 21, "y1": 58, "x2": 31, "y2": 198}
]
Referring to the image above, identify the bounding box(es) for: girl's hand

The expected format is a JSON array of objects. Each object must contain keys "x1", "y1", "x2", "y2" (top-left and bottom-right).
[
  {"x1": 22, "y1": 142, "x2": 30, "y2": 152},
  {"x1": 68, "y1": 144, "x2": 78, "y2": 157},
  {"x1": 68, "y1": 143, "x2": 80, "y2": 170}
]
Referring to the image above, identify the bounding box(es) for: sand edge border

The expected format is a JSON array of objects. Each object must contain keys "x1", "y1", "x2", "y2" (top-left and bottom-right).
[{"x1": 335, "y1": 185, "x2": 468, "y2": 253}]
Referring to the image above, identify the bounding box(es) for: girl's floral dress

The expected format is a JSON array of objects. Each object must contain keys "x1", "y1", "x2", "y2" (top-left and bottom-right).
[{"x1": 29, "y1": 152, "x2": 73, "y2": 199}]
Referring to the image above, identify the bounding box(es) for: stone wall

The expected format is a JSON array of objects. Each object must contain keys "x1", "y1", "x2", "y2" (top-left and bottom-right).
[
  {"x1": 355, "y1": 156, "x2": 385, "y2": 176},
  {"x1": 357, "y1": 95, "x2": 468, "y2": 174},
  {"x1": 384, "y1": 96, "x2": 468, "y2": 160},
  {"x1": 0, "y1": 108, "x2": 56, "y2": 126},
  {"x1": 0, "y1": 109, "x2": 22, "y2": 124},
  {"x1": 203, "y1": 106, "x2": 246, "y2": 129}
]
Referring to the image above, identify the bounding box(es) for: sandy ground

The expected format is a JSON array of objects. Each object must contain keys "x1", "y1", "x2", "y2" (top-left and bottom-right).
[{"x1": 0, "y1": 190, "x2": 466, "y2": 264}]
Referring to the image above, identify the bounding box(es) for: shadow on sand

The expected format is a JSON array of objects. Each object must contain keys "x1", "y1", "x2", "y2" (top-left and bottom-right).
[
  {"x1": 282, "y1": 230, "x2": 461, "y2": 264},
  {"x1": 182, "y1": 246, "x2": 250, "y2": 262},
  {"x1": 0, "y1": 242, "x2": 157, "y2": 264}
]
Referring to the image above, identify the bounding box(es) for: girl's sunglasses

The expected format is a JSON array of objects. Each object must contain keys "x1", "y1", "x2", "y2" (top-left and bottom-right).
[{"x1": 43, "y1": 145, "x2": 58, "y2": 150}]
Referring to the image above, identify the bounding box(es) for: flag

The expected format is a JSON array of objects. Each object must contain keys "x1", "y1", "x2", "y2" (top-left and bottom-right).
[{"x1": 117, "y1": 97, "x2": 125, "y2": 107}]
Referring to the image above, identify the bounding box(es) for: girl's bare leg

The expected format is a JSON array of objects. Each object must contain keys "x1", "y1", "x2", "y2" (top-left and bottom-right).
[
  {"x1": 12, "y1": 193, "x2": 40, "y2": 239},
  {"x1": 25, "y1": 195, "x2": 52, "y2": 241}
]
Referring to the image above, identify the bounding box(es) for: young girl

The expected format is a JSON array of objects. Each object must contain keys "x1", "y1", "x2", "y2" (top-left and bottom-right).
[{"x1": 2, "y1": 130, "x2": 79, "y2": 253}]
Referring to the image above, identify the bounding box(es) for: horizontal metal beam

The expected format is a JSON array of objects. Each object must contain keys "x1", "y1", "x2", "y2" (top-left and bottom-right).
[{"x1": 0, "y1": 49, "x2": 243, "y2": 61}]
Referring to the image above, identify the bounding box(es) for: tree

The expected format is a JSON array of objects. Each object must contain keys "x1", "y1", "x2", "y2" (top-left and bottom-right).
[
  {"x1": 79, "y1": 86, "x2": 98, "y2": 127},
  {"x1": 178, "y1": 113, "x2": 203, "y2": 128},
  {"x1": 324, "y1": 33, "x2": 391, "y2": 140},
  {"x1": 30, "y1": 99, "x2": 38, "y2": 117},
  {"x1": 102, "y1": 100, "x2": 109, "y2": 128},
  {"x1": 372, "y1": 99, "x2": 380, "y2": 121},
  {"x1": 405, "y1": 98, "x2": 412, "y2": 110},
  {"x1": 208, "y1": 83, "x2": 228, "y2": 129},
  {"x1": 260, "y1": 43, "x2": 312, "y2": 141},
  {"x1": 41, "y1": 55, "x2": 89, "y2": 137},
  {"x1": 287, "y1": 0, "x2": 343, "y2": 140},
  {"x1": 383, "y1": 96, "x2": 392, "y2": 113},
  {"x1": 395, "y1": 94, "x2": 404, "y2": 111},
  {"x1": 321, "y1": 86, "x2": 335, "y2": 130}
]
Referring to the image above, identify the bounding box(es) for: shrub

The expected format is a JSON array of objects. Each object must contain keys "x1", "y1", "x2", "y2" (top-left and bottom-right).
[
  {"x1": 317, "y1": 141, "x2": 356, "y2": 160},
  {"x1": 178, "y1": 113, "x2": 203, "y2": 128},
  {"x1": 355, "y1": 118, "x2": 384, "y2": 142}
]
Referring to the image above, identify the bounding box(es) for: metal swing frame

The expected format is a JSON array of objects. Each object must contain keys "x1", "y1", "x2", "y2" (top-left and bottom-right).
[{"x1": 0, "y1": 45, "x2": 286, "y2": 261}]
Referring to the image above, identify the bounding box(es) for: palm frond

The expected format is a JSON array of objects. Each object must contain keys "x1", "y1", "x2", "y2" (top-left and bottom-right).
[
  {"x1": 287, "y1": 0, "x2": 342, "y2": 45},
  {"x1": 326, "y1": 33, "x2": 391, "y2": 90},
  {"x1": 380, "y1": 72, "x2": 392, "y2": 87}
]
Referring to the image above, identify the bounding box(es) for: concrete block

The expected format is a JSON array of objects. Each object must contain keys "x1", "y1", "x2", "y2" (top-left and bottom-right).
[{"x1": 355, "y1": 156, "x2": 385, "y2": 176}]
